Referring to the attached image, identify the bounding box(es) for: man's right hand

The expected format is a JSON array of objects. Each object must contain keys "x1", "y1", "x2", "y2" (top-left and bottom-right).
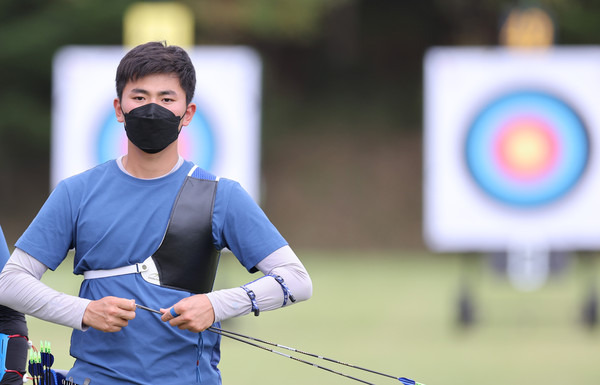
[{"x1": 82, "y1": 296, "x2": 136, "y2": 332}]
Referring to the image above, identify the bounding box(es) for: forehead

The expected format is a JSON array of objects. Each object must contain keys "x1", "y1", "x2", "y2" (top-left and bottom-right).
[{"x1": 123, "y1": 73, "x2": 184, "y2": 94}]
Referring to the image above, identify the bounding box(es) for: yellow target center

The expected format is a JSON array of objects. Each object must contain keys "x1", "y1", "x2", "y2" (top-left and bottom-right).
[{"x1": 502, "y1": 125, "x2": 553, "y2": 175}]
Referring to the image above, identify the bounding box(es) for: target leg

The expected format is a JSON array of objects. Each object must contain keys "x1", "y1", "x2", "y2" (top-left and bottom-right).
[
  {"x1": 581, "y1": 283, "x2": 597, "y2": 328},
  {"x1": 579, "y1": 253, "x2": 598, "y2": 328},
  {"x1": 456, "y1": 254, "x2": 478, "y2": 328}
]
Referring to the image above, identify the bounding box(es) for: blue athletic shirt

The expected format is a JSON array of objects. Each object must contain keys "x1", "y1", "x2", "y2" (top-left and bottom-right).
[{"x1": 15, "y1": 160, "x2": 287, "y2": 384}]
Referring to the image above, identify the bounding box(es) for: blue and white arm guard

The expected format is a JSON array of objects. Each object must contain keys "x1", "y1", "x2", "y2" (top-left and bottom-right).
[{"x1": 206, "y1": 246, "x2": 312, "y2": 322}]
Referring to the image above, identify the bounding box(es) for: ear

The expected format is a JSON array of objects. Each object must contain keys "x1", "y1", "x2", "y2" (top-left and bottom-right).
[
  {"x1": 114, "y1": 98, "x2": 125, "y2": 123},
  {"x1": 181, "y1": 103, "x2": 196, "y2": 127}
]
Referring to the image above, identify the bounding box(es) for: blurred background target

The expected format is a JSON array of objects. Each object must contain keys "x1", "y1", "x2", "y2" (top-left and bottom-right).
[
  {"x1": 424, "y1": 47, "x2": 600, "y2": 253},
  {"x1": 465, "y1": 90, "x2": 590, "y2": 207},
  {"x1": 52, "y1": 46, "x2": 262, "y2": 201}
]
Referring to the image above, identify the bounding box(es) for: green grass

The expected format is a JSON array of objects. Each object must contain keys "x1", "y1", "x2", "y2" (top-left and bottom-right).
[{"x1": 26, "y1": 251, "x2": 600, "y2": 384}]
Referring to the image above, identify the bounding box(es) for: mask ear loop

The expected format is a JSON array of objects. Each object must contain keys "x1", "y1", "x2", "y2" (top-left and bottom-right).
[
  {"x1": 121, "y1": 108, "x2": 129, "y2": 129},
  {"x1": 177, "y1": 110, "x2": 188, "y2": 135}
]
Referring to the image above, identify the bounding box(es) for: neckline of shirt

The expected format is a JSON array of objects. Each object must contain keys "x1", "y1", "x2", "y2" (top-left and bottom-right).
[{"x1": 116, "y1": 155, "x2": 185, "y2": 180}]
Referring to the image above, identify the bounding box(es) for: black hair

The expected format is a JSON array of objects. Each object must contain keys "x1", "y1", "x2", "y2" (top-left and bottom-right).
[{"x1": 115, "y1": 41, "x2": 196, "y2": 104}]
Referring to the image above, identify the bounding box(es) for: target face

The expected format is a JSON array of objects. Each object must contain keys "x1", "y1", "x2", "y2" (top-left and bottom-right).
[
  {"x1": 424, "y1": 46, "x2": 600, "y2": 253},
  {"x1": 465, "y1": 90, "x2": 590, "y2": 207}
]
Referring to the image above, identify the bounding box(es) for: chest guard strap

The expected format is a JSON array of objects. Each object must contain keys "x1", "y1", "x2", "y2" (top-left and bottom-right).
[{"x1": 83, "y1": 166, "x2": 220, "y2": 294}]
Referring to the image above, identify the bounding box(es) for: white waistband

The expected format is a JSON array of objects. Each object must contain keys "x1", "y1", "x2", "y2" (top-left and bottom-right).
[
  {"x1": 83, "y1": 264, "x2": 140, "y2": 279},
  {"x1": 83, "y1": 257, "x2": 160, "y2": 285}
]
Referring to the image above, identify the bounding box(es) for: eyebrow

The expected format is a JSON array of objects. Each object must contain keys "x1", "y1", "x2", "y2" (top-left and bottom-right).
[{"x1": 129, "y1": 88, "x2": 177, "y2": 96}]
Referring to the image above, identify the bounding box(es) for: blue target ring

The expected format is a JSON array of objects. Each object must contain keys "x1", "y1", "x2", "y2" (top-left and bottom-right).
[
  {"x1": 97, "y1": 101, "x2": 216, "y2": 170},
  {"x1": 465, "y1": 90, "x2": 590, "y2": 207}
]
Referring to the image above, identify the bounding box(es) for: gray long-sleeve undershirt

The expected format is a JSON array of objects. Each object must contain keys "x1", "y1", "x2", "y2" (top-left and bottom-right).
[{"x1": 0, "y1": 245, "x2": 312, "y2": 330}]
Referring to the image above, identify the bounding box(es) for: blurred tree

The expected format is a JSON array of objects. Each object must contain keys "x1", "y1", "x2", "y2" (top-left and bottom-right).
[
  {"x1": 189, "y1": 0, "x2": 350, "y2": 42},
  {"x1": 0, "y1": 0, "x2": 134, "y2": 160}
]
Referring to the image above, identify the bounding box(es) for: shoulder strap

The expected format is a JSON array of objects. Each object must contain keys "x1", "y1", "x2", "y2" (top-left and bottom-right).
[{"x1": 188, "y1": 165, "x2": 219, "y2": 181}]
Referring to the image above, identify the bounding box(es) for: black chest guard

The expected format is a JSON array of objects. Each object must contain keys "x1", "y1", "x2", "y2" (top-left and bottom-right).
[{"x1": 151, "y1": 171, "x2": 220, "y2": 294}]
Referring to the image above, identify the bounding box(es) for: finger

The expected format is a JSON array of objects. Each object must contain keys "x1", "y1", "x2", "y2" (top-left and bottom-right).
[
  {"x1": 117, "y1": 298, "x2": 136, "y2": 311},
  {"x1": 168, "y1": 307, "x2": 183, "y2": 326},
  {"x1": 119, "y1": 310, "x2": 136, "y2": 321},
  {"x1": 115, "y1": 300, "x2": 136, "y2": 320},
  {"x1": 167, "y1": 308, "x2": 190, "y2": 329},
  {"x1": 159, "y1": 307, "x2": 177, "y2": 322},
  {"x1": 113, "y1": 317, "x2": 130, "y2": 328}
]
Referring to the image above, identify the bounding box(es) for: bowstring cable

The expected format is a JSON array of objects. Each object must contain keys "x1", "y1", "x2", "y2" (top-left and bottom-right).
[
  {"x1": 209, "y1": 326, "x2": 400, "y2": 378},
  {"x1": 207, "y1": 327, "x2": 376, "y2": 385},
  {"x1": 207, "y1": 327, "x2": 424, "y2": 385}
]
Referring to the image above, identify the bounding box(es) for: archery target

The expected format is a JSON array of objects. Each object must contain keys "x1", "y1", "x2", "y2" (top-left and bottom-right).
[
  {"x1": 52, "y1": 46, "x2": 262, "y2": 201},
  {"x1": 465, "y1": 90, "x2": 590, "y2": 207},
  {"x1": 424, "y1": 46, "x2": 600, "y2": 253}
]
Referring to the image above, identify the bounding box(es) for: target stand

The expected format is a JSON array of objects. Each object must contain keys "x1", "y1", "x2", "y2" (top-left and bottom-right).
[{"x1": 424, "y1": 46, "x2": 600, "y2": 327}]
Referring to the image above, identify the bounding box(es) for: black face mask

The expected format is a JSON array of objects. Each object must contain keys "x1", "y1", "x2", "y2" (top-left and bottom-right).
[{"x1": 123, "y1": 103, "x2": 184, "y2": 154}]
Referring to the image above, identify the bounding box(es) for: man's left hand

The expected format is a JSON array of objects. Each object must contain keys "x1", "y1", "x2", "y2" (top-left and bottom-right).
[{"x1": 160, "y1": 294, "x2": 215, "y2": 332}]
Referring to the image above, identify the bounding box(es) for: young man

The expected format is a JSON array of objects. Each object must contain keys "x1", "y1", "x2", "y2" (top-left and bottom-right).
[{"x1": 0, "y1": 42, "x2": 312, "y2": 384}]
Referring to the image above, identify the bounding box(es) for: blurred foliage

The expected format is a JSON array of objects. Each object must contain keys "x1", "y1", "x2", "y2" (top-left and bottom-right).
[
  {"x1": 189, "y1": 0, "x2": 350, "y2": 42},
  {"x1": 3, "y1": 0, "x2": 600, "y2": 156},
  {"x1": 0, "y1": 0, "x2": 132, "y2": 165}
]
